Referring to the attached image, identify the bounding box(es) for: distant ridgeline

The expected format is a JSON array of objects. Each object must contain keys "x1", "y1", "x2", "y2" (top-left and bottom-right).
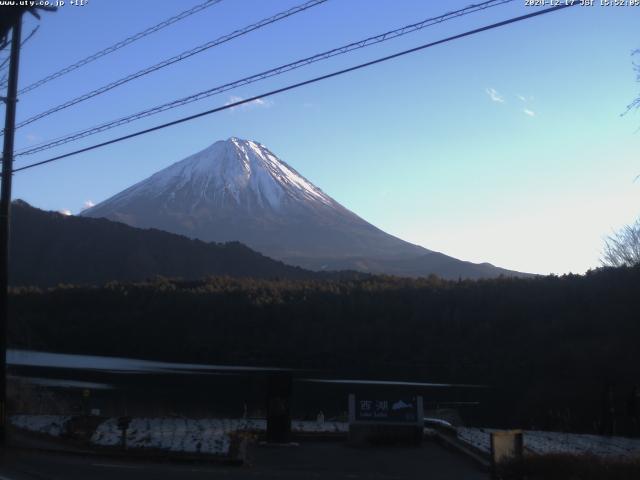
[
  {"x1": 8, "y1": 265, "x2": 640, "y2": 433},
  {"x1": 9, "y1": 200, "x2": 366, "y2": 285},
  {"x1": 11, "y1": 197, "x2": 527, "y2": 285}
]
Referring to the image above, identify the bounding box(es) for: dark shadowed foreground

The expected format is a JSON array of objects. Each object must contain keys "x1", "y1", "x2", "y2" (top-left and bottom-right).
[
  {"x1": 500, "y1": 454, "x2": 640, "y2": 480},
  {"x1": 0, "y1": 440, "x2": 487, "y2": 480}
]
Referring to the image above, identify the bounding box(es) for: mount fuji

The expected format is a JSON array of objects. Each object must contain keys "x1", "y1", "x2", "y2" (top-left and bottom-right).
[{"x1": 82, "y1": 138, "x2": 525, "y2": 279}]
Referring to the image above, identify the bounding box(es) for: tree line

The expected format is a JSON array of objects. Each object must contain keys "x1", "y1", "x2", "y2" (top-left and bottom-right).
[{"x1": 8, "y1": 266, "x2": 640, "y2": 433}]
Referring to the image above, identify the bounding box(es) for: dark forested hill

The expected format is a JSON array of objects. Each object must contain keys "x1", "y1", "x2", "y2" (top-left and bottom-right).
[
  {"x1": 9, "y1": 200, "x2": 331, "y2": 286},
  {"x1": 9, "y1": 266, "x2": 640, "y2": 432}
]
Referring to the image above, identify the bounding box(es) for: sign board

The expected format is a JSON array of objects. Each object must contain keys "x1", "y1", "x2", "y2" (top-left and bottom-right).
[
  {"x1": 349, "y1": 394, "x2": 423, "y2": 426},
  {"x1": 348, "y1": 394, "x2": 424, "y2": 445}
]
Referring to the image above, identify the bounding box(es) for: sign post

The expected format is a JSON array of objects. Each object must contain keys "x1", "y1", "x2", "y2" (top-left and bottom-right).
[
  {"x1": 490, "y1": 430, "x2": 523, "y2": 479},
  {"x1": 0, "y1": 11, "x2": 23, "y2": 447},
  {"x1": 348, "y1": 394, "x2": 423, "y2": 445},
  {"x1": 266, "y1": 373, "x2": 292, "y2": 444}
]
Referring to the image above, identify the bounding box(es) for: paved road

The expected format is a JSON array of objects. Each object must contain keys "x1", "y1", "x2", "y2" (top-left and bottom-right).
[{"x1": 0, "y1": 440, "x2": 488, "y2": 480}]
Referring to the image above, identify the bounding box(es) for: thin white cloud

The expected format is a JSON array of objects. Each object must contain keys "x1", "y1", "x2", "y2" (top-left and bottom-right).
[
  {"x1": 485, "y1": 87, "x2": 505, "y2": 103},
  {"x1": 523, "y1": 108, "x2": 536, "y2": 117},
  {"x1": 252, "y1": 98, "x2": 272, "y2": 107},
  {"x1": 517, "y1": 94, "x2": 535, "y2": 103},
  {"x1": 59, "y1": 209, "x2": 72, "y2": 216},
  {"x1": 225, "y1": 95, "x2": 273, "y2": 111},
  {"x1": 82, "y1": 200, "x2": 95, "y2": 210},
  {"x1": 25, "y1": 133, "x2": 41, "y2": 143}
]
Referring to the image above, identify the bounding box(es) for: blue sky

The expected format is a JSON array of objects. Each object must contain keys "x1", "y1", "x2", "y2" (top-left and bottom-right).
[{"x1": 4, "y1": 0, "x2": 639, "y2": 275}]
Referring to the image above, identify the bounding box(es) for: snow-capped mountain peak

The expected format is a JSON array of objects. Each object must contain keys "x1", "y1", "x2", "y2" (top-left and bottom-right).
[
  {"x1": 81, "y1": 137, "x2": 528, "y2": 279},
  {"x1": 83, "y1": 137, "x2": 430, "y2": 261},
  {"x1": 104, "y1": 137, "x2": 334, "y2": 214}
]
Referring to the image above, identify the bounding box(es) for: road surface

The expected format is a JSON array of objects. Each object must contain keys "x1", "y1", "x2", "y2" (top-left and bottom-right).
[{"x1": 0, "y1": 440, "x2": 488, "y2": 479}]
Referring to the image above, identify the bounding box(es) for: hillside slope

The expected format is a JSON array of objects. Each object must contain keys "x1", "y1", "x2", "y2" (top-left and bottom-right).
[{"x1": 10, "y1": 200, "x2": 321, "y2": 286}]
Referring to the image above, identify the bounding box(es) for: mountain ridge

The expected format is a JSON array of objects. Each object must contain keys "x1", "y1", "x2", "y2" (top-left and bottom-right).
[
  {"x1": 82, "y1": 137, "x2": 530, "y2": 279},
  {"x1": 10, "y1": 199, "x2": 355, "y2": 286}
]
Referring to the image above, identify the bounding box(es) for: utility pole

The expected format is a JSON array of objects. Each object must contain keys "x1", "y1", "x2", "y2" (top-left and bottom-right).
[
  {"x1": 0, "y1": 9, "x2": 23, "y2": 446},
  {"x1": 0, "y1": 4, "x2": 54, "y2": 447}
]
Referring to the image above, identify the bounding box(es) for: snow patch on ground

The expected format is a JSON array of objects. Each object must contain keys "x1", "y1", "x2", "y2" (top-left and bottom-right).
[
  {"x1": 90, "y1": 417, "x2": 121, "y2": 446},
  {"x1": 292, "y1": 420, "x2": 348, "y2": 433},
  {"x1": 10, "y1": 414, "x2": 70, "y2": 437},
  {"x1": 122, "y1": 418, "x2": 231, "y2": 455},
  {"x1": 523, "y1": 430, "x2": 640, "y2": 457},
  {"x1": 12, "y1": 414, "x2": 348, "y2": 457},
  {"x1": 457, "y1": 427, "x2": 640, "y2": 458},
  {"x1": 457, "y1": 427, "x2": 494, "y2": 454},
  {"x1": 90, "y1": 417, "x2": 348, "y2": 455}
]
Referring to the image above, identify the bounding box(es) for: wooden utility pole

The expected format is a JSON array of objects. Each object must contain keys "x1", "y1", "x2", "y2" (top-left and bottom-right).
[
  {"x1": 0, "y1": 9, "x2": 23, "y2": 446},
  {"x1": 0, "y1": 4, "x2": 55, "y2": 446}
]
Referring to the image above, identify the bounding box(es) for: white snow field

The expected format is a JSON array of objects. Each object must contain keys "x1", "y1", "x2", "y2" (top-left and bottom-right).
[
  {"x1": 90, "y1": 417, "x2": 348, "y2": 455},
  {"x1": 292, "y1": 419, "x2": 349, "y2": 434},
  {"x1": 457, "y1": 427, "x2": 640, "y2": 458},
  {"x1": 118, "y1": 418, "x2": 232, "y2": 455},
  {"x1": 90, "y1": 417, "x2": 121, "y2": 447},
  {"x1": 10, "y1": 414, "x2": 70, "y2": 437},
  {"x1": 11, "y1": 415, "x2": 348, "y2": 457}
]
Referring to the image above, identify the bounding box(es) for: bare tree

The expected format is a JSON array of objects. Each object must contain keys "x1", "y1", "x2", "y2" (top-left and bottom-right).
[
  {"x1": 601, "y1": 218, "x2": 640, "y2": 267},
  {"x1": 603, "y1": 50, "x2": 640, "y2": 267},
  {"x1": 625, "y1": 49, "x2": 640, "y2": 114}
]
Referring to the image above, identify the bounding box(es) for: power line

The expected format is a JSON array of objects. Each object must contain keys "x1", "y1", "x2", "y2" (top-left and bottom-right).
[
  {"x1": 16, "y1": 0, "x2": 513, "y2": 156},
  {"x1": 15, "y1": 0, "x2": 515, "y2": 158},
  {"x1": 6, "y1": 0, "x2": 327, "y2": 135},
  {"x1": 17, "y1": 0, "x2": 225, "y2": 95},
  {"x1": 12, "y1": 3, "x2": 577, "y2": 175},
  {"x1": 0, "y1": 25, "x2": 38, "y2": 86}
]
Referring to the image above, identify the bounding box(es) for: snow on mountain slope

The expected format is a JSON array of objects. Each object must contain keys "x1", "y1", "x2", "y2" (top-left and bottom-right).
[
  {"x1": 83, "y1": 137, "x2": 527, "y2": 278},
  {"x1": 83, "y1": 137, "x2": 429, "y2": 262},
  {"x1": 99, "y1": 138, "x2": 334, "y2": 213}
]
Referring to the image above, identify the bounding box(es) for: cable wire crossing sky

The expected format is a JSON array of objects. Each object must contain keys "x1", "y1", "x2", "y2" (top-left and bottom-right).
[
  {"x1": 11, "y1": 4, "x2": 577, "y2": 173},
  {"x1": 4, "y1": 0, "x2": 640, "y2": 276},
  {"x1": 13, "y1": 0, "x2": 516, "y2": 157}
]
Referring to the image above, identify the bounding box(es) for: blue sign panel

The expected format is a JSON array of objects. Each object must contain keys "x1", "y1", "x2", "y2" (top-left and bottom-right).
[{"x1": 354, "y1": 397, "x2": 419, "y2": 423}]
